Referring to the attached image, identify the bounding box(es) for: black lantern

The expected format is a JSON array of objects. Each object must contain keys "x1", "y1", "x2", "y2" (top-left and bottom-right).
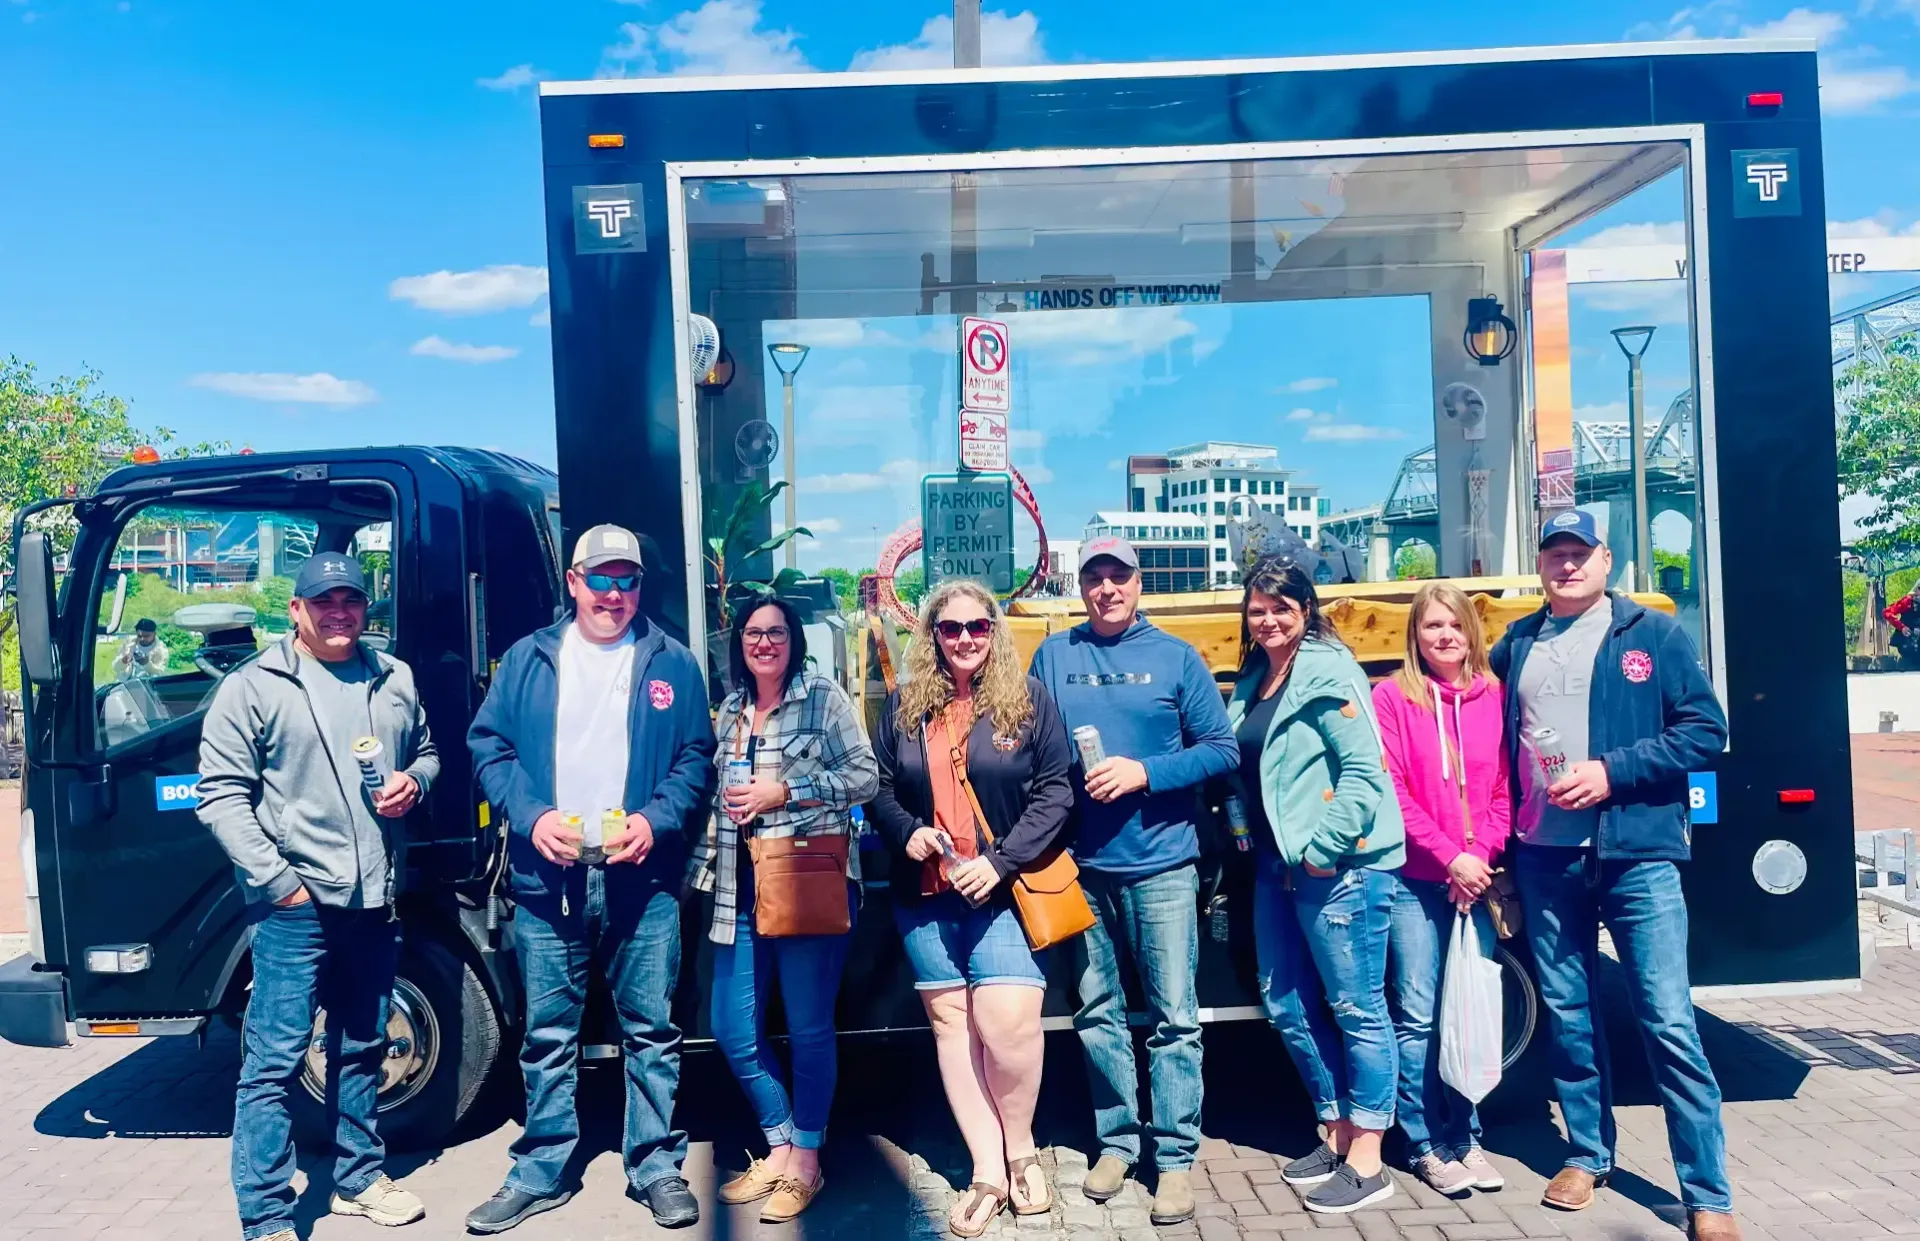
[{"x1": 1464, "y1": 295, "x2": 1517, "y2": 366}]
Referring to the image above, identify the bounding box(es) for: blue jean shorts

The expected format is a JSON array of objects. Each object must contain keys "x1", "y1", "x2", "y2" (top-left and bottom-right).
[{"x1": 893, "y1": 893, "x2": 1046, "y2": 991}]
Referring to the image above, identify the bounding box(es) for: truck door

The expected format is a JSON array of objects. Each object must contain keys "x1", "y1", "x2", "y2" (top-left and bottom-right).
[{"x1": 46, "y1": 470, "x2": 412, "y2": 1021}]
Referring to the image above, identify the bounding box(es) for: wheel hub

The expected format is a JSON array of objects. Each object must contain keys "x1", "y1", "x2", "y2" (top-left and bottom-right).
[{"x1": 300, "y1": 975, "x2": 442, "y2": 1112}]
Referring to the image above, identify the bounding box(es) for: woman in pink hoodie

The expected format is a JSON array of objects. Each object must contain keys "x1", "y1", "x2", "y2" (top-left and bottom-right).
[{"x1": 1371, "y1": 582, "x2": 1511, "y2": 1199}]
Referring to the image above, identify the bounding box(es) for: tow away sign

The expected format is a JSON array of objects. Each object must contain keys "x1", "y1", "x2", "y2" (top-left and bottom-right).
[{"x1": 959, "y1": 317, "x2": 1011, "y2": 470}]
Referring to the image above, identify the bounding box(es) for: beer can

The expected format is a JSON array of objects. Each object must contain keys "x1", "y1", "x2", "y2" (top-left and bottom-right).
[
  {"x1": 725, "y1": 759, "x2": 755, "y2": 789},
  {"x1": 1224, "y1": 794, "x2": 1252, "y2": 853},
  {"x1": 559, "y1": 811, "x2": 585, "y2": 850},
  {"x1": 351, "y1": 736, "x2": 385, "y2": 793},
  {"x1": 1072, "y1": 725, "x2": 1106, "y2": 771},
  {"x1": 1530, "y1": 725, "x2": 1570, "y2": 785},
  {"x1": 581, "y1": 808, "x2": 621, "y2": 865}
]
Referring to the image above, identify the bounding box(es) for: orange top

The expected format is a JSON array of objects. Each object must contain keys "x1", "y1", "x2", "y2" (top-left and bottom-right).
[{"x1": 921, "y1": 704, "x2": 979, "y2": 896}]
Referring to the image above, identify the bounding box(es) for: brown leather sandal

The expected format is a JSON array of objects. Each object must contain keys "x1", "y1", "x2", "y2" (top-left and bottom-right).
[
  {"x1": 1008, "y1": 1155, "x2": 1052, "y2": 1215},
  {"x1": 949, "y1": 1181, "x2": 1009, "y2": 1237}
]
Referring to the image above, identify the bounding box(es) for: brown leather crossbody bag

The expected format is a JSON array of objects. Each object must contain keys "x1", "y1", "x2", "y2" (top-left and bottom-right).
[{"x1": 950, "y1": 733, "x2": 1095, "y2": 951}]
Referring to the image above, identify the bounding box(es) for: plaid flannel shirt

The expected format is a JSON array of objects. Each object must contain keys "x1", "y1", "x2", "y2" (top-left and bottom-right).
[{"x1": 688, "y1": 672, "x2": 879, "y2": 944}]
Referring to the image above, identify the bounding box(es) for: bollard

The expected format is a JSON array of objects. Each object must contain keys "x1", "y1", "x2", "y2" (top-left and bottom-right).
[{"x1": 1882, "y1": 710, "x2": 1900, "y2": 734}]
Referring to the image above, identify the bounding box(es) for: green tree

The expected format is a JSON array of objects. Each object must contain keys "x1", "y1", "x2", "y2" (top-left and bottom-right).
[
  {"x1": 1838, "y1": 338, "x2": 1920, "y2": 561},
  {"x1": 895, "y1": 567, "x2": 927, "y2": 608},
  {"x1": 1393, "y1": 542, "x2": 1437, "y2": 580},
  {"x1": 816, "y1": 566, "x2": 876, "y2": 613},
  {"x1": 1, "y1": 357, "x2": 224, "y2": 641}
]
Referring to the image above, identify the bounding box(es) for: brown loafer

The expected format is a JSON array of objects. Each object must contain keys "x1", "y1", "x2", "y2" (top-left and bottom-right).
[
  {"x1": 720, "y1": 1158, "x2": 783, "y2": 1205},
  {"x1": 1542, "y1": 1166, "x2": 1603, "y2": 1211},
  {"x1": 1690, "y1": 1210, "x2": 1743, "y2": 1240}
]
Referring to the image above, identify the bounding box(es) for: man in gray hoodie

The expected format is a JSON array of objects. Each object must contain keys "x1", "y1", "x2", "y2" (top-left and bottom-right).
[{"x1": 196, "y1": 554, "x2": 439, "y2": 1241}]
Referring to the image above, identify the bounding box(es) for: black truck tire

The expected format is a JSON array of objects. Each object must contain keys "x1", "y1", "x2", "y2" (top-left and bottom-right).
[{"x1": 290, "y1": 930, "x2": 502, "y2": 1152}]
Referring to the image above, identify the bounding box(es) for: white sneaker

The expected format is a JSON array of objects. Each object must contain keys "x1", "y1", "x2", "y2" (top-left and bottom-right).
[
  {"x1": 330, "y1": 1173, "x2": 427, "y2": 1227},
  {"x1": 1412, "y1": 1151, "x2": 1473, "y2": 1197},
  {"x1": 1458, "y1": 1147, "x2": 1506, "y2": 1192}
]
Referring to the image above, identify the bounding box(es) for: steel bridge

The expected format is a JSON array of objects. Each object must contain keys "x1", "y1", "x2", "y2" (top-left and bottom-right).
[{"x1": 1325, "y1": 283, "x2": 1920, "y2": 565}]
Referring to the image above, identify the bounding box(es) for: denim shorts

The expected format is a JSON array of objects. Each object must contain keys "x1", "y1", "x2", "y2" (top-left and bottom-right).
[{"x1": 893, "y1": 893, "x2": 1046, "y2": 990}]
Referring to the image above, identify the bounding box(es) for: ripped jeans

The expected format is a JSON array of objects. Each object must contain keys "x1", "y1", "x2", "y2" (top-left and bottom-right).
[{"x1": 1253, "y1": 855, "x2": 1398, "y2": 1132}]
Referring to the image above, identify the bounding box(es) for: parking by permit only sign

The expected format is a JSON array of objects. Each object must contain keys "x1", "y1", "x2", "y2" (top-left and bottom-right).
[
  {"x1": 959, "y1": 317, "x2": 1011, "y2": 471},
  {"x1": 922, "y1": 472, "x2": 1015, "y2": 594}
]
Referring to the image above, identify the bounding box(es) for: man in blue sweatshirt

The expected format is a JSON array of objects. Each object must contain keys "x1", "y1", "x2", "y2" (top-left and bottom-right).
[{"x1": 1029, "y1": 534, "x2": 1238, "y2": 1225}]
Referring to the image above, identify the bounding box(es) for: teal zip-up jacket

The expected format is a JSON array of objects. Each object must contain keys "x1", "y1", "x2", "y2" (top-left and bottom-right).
[{"x1": 1225, "y1": 637, "x2": 1406, "y2": 873}]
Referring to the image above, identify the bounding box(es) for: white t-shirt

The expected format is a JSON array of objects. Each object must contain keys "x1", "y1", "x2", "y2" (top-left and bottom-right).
[{"x1": 555, "y1": 623, "x2": 636, "y2": 825}]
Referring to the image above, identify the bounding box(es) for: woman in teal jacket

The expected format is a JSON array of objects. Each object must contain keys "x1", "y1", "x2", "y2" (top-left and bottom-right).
[{"x1": 1225, "y1": 558, "x2": 1405, "y2": 1217}]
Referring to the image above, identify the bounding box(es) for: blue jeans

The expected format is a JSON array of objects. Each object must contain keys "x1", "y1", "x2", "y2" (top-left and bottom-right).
[
  {"x1": 1073, "y1": 864, "x2": 1203, "y2": 1172},
  {"x1": 233, "y1": 901, "x2": 400, "y2": 1241},
  {"x1": 1253, "y1": 856, "x2": 1398, "y2": 1132},
  {"x1": 709, "y1": 874, "x2": 854, "y2": 1150},
  {"x1": 1515, "y1": 847, "x2": 1732, "y2": 1213},
  {"x1": 509, "y1": 869, "x2": 686, "y2": 1195},
  {"x1": 1388, "y1": 875, "x2": 1494, "y2": 1159}
]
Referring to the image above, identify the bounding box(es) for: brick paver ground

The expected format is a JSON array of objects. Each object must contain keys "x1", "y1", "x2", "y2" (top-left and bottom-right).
[{"x1": 5, "y1": 939, "x2": 1920, "y2": 1240}]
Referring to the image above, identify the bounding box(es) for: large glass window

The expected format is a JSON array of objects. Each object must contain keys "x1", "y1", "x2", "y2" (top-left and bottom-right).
[{"x1": 682, "y1": 139, "x2": 1710, "y2": 683}]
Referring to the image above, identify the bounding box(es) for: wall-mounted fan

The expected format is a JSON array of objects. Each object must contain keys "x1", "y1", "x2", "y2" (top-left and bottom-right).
[
  {"x1": 688, "y1": 313, "x2": 722, "y2": 383},
  {"x1": 1441, "y1": 382, "x2": 1487, "y2": 441}
]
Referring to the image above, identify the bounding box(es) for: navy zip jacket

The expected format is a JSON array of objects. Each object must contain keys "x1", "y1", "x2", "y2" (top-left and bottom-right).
[
  {"x1": 868, "y1": 677, "x2": 1075, "y2": 909},
  {"x1": 1490, "y1": 593, "x2": 1726, "y2": 861},
  {"x1": 468, "y1": 616, "x2": 716, "y2": 908}
]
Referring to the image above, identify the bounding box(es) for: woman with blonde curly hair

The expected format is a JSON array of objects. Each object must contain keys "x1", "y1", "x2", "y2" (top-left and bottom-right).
[{"x1": 869, "y1": 579, "x2": 1074, "y2": 1237}]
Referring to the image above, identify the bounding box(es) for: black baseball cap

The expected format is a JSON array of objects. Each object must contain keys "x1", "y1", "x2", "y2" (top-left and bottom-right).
[
  {"x1": 1539, "y1": 509, "x2": 1603, "y2": 549},
  {"x1": 294, "y1": 553, "x2": 369, "y2": 600}
]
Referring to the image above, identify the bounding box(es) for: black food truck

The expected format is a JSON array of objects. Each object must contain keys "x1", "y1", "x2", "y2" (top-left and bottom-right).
[{"x1": 2, "y1": 38, "x2": 1857, "y2": 1148}]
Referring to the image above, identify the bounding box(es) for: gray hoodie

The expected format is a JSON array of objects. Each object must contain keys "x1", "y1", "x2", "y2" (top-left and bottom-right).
[{"x1": 196, "y1": 636, "x2": 439, "y2": 908}]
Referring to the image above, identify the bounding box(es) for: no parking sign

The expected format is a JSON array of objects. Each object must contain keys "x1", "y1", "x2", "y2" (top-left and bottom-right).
[{"x1": 959, "y1": 317, "x2": 1011, "y2": 471}]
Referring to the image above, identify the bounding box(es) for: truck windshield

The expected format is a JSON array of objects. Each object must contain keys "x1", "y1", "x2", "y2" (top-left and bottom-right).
[{"x1": 93, "y1": 503, "x2": 396, "y2": 751}]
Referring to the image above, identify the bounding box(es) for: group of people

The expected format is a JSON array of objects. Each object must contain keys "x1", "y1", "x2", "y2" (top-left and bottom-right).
[{"x1": 196, "y1": 508, "x2": 1741, "y2": 1241}]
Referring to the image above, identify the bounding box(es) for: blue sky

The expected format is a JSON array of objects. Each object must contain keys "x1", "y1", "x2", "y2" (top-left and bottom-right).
[{"x1": 3, "y1": 0, "x2": 1918, "y2": 569}]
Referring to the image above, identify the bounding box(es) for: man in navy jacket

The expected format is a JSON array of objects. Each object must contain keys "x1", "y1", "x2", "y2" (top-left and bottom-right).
[
  {"x1": 1491, "y1": 511, "x2": 1737, "y2": 1241},
  {"x1": 464, "y1": 525, "x2": 716, "y2": 1234}
]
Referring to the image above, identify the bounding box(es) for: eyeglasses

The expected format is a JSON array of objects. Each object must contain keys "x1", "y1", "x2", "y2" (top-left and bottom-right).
[
  {"x1": 582, "y1": 571, "x2": 642, "y2": 592},
  {"x1": 934, "y1": 618, "x2": 994, "y2": 640},
  {"x1": 742, "y1": 626, "x2": 790, "y2": 646}
]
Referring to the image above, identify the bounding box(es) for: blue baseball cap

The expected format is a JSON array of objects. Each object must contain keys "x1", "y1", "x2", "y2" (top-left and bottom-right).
[
  {"x1": 1539, "y1": 509, "x2": 1602, "y2": 549},
  {"x1": 293, "y1": 553, "x2": 368, "y2": 599}
]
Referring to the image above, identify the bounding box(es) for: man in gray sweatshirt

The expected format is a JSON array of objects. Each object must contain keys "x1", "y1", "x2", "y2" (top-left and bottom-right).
[{"x1": 196, "y1": 554, "x2": 439, "y2": 1241}]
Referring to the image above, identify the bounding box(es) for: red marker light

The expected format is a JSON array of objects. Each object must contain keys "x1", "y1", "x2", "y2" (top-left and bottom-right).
[
  {"x1": 1747, "y1": 92, "x2": 1784, "y2": 108},
  {"x1": 129, "y1": 445, "x2": 161, "y2": 464},
  {"x1": 1778, "y1": 788, "x2": 1815, "y2": 805}
]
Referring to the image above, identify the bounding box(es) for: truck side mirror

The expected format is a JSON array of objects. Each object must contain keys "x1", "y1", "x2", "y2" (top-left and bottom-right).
[{"x1": 16, "y1": 531, "x2": 61, "y2": 686}]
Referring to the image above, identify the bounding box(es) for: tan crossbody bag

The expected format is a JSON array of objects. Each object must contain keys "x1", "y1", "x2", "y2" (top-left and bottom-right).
[{"x1": 949, "y1": 732, "x2": 1095, "y2": 952}]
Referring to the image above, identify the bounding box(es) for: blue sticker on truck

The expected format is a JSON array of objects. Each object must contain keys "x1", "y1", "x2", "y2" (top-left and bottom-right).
[
  {"x1": 1688, "y1": 772, "x2": 1718, "y2": 825},
  {"x1": 155, "y1": 774, "x2": 202, "y2": 811}
]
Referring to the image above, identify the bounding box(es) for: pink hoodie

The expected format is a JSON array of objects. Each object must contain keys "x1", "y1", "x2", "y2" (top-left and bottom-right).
[{"x1": 1371, "y1": 673, "x2": 1512, "y2": 885}]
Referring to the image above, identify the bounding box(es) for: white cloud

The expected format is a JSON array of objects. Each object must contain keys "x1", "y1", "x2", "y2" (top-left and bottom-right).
[
  {"x1": 1107, "y1": 459, "x2": 1125, "y2": 471},
  {"x1": 477, "y1": 64, "x2": 540, "y2": 91},
  {"x1": 1283, "y1": 377, "x2": 1338, "y2": 393},
  {"x1": 189, "y1": 372, "x2": 377, "y2": 406},
  {"x1": 790, "y1": 517, "x2": 844, "y2": 535},
  {"x1": 1302, "y1": 422, "x2": 1405, "y2": 444},
  {"x1": 1821, "y1": 63, "x2": 1917, "y2": 113},
  {"x1": 851, "y1": 10, "x2": 1048, "y2": 71},
  {"x1": 411, "y1": 336, "x2": 519, "y2": 364},
  {"x1": 390, "y1": 265, "x2": 549, "y2": 314},
  {"x1": 1018, "y1": 307, "x2": 1200, "y2": 366},
  {"x1": 1303, "y1": 423, "x2": 1404, "y2": 443},
  {"x1": 1742, "y1": 7, "x2": 1846, "y2": 41},
  {"x1": 529, "y1": 307, "x2": 552, "y2": 328},
  {"x1": 601, "y1": 0, "x2": 812, "y2": 78},
  {"x1": 800, "y1": 458, "x2": 929, "y2": 494},
  {"x1": 1574, "y1": 402, "x2": 1629, "y2": 421},
  {"x1": 1285, "y1": 407, "x2": 1319, "y2": 422},
  {"x1": 1010, "y1": 428, "x2": 1046, "y2": 449},
  {"x1": 1577, "y1": 221, "x2": 1686, "y2": 248},
  {"x1": 1574, "y1": 280, "x2": 1691, "y2": 323}
]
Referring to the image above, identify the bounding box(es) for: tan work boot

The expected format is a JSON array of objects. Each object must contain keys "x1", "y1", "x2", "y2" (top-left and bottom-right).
[
  {"x1": 1151, "y1": 1170, "x2": 1195, "y2": 1225},
  {"x1": 1691, "y1": 1210, "x2": 1743, "y2": 1240},
  {"x1": 1082, "y1": 1154, "x2": 1131, "y2": 1202},
  {"x1": 330, "y1": 1173, "x2": 427, "y2": 1226},
  {"x1": 1541, "y1": 1166, "x2": 1602, "y2": 1211}
]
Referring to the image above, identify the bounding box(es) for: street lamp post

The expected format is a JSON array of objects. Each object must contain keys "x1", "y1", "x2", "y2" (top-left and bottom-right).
[
  {"x1": 768, "y1": 342, "x2": 811, "y2": 571},
  {"x1": 1611, "y1": 325, "x2": 1656, "y2": 592}
]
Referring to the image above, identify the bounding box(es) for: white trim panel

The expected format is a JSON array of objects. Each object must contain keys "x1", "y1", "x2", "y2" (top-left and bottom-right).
[
  {"x1": 1686, "y1": 135, "x2": 1731, "y2": 703},
  {"x1": 543, "y1": 39, "x2": 1811, "y2": 97},
  {"x1": 663, "y1": 168, "x2": 711, "y2": 677}
]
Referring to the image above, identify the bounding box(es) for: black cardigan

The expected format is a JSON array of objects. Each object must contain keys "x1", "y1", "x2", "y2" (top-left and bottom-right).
[{"x1": 869, "y1": 677, "x2": 1074, "y2": 906}]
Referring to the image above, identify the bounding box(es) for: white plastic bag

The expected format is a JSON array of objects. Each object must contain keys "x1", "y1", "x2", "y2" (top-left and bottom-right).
[{"x1": 1438, "y1": 910, "x2": 1504, "y2": 1104}]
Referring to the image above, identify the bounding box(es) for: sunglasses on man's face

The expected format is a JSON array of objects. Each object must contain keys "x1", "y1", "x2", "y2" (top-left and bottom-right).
[
  {"x1": 582, "y1": 571, "x2": 642, "y2": 592},
  {"x1": 934, "y1": 618, "x2": 993, "y2": 640}
]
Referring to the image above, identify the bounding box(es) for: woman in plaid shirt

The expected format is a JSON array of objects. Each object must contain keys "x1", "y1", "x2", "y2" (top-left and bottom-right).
[{"x1": 687, "y1": 595, "x2": 877, "y2": 1223}]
